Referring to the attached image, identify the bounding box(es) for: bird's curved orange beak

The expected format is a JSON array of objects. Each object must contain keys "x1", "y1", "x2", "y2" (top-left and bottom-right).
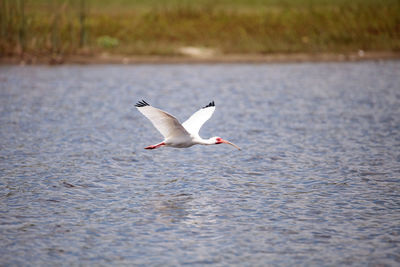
[{"x1": 219, "y1": 139, "x2": 241, "y2": 150}]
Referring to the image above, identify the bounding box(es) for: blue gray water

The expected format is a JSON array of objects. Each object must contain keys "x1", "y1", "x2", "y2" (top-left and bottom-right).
[{"x1": 1, "y1": 61, "x2": 400, "y2": 266}]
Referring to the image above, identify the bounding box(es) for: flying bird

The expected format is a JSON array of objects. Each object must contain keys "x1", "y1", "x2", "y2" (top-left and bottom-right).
[{"x1": 135, "y1": 100, "x2": 240, "y2": 150}]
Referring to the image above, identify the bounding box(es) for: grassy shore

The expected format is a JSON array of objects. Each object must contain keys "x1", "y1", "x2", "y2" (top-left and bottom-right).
[{"x1": 1, "y1": 0, "x2": 400, "y2": 63}]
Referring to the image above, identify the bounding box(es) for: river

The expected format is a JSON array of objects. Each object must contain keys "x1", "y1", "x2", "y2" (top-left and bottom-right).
[{"x1": 1, "y1": 61, "x2": 399, "y2": 265}]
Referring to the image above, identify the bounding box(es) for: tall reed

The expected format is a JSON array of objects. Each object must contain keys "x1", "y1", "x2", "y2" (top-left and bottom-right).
[{"x1": 1, "y1": 0, "x2": 399, "y2": 58}]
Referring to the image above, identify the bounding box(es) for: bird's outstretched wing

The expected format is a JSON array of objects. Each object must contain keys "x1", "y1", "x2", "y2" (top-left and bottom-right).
[
  {"x1": 135, "y1": 100, "x2": 190, "y2": 139},
  {"x1": 182, "y1": 101, "x2": 216, "y2": 136}
]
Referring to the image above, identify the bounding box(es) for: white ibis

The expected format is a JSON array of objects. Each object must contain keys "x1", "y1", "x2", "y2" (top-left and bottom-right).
[{"x1": 135, "y1": 100, "x2": 240, "y2": 150}]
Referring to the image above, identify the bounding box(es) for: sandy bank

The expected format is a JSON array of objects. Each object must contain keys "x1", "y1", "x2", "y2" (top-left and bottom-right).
[{"x1": 1, "y1": 51, "x2": 400, "y2": 65}]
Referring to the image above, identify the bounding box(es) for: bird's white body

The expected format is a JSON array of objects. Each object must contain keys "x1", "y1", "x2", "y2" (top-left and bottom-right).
[
  {"x1": 165, "y1": 134, "x2": 215, "y2": 148},
  {"x1": 135, "y1": 100, "x2": 240, "y2": 150},
  {"x1": 165, "y1": 134, "x2": 194, "y2": 148}
]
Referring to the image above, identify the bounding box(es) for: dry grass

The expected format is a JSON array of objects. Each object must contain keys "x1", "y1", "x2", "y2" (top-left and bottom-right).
[{"x1": 1, "y1": 0, "x2": 399, "y2": 59}]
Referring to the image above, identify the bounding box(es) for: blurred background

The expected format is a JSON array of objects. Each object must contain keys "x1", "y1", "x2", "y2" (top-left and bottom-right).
[{"x1": 1, "y1": 0, "x2": 400, "y2": 63}]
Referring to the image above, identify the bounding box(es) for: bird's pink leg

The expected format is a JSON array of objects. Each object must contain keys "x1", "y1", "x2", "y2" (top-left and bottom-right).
[{"x1": 145, "y1": 142, "x2": 165, "y2": 150}]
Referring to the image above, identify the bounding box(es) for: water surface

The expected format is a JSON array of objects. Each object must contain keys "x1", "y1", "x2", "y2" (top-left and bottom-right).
[{"x1": 1, "y1": 61, "x2": 400, "y2": 266}]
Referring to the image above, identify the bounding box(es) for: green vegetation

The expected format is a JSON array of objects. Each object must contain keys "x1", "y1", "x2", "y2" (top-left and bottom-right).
[{"x1": 1, "y1": 0, "x2": 400, "y2": 59}]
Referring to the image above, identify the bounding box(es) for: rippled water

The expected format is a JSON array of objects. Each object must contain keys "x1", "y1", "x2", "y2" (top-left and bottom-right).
[{"x1": 1, "y1": 61, "x2": 400, "y2": 266}]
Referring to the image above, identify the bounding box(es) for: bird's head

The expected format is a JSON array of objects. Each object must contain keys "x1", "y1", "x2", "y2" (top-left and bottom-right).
[{"x1": 210, "y1": 137, "x2": 241, "y2": 150}]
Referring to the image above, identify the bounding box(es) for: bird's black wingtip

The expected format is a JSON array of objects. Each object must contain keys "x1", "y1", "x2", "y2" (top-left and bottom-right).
[
  {"x1": 202, "y1": 101, "x2": 215, "y2": 109},
  {"x1": 135, "y1": 100, "x2": 150, "y2": 107}
]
